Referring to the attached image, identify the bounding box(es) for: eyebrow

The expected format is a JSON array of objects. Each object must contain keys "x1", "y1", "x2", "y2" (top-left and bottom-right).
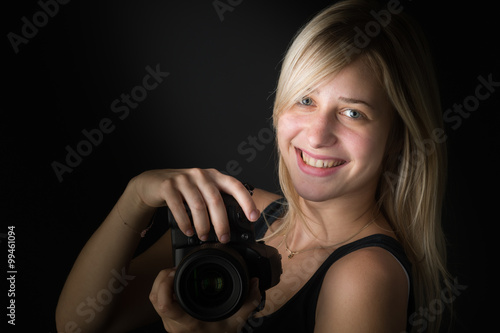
[{"x1": 338, "y1": 96, "x2": 374, "y2": 109}]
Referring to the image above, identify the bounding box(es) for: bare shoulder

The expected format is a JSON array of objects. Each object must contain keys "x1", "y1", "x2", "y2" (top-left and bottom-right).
[
  {"x1": 252, "y1": 188, "x2": 282, "y2": 213},
  {"x1": 315, "y1": 246, "x2": 409, "y2": 333}
]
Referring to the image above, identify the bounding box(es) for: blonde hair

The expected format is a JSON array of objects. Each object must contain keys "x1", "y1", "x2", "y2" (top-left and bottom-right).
[{"x1": 270, "y1": 0, "x2": 451, "y2": 331}]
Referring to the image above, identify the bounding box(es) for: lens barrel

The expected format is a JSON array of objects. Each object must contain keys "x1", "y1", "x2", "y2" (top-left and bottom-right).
[{"x1": 173, "y1": 245, "x2": 250, "y2": 321}]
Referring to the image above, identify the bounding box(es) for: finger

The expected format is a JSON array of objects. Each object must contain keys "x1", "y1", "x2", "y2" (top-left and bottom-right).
[
  {"x1": 213, "y1": 173, "x2": 261, "y2": 222},
  {"x1": 149, "y1": 268, "x2": 186, "y2": 321},
  {"x1": 197, "y1": 184, "x2": 231, "y2": 243},
  {"x1": 241, "y1": 278, "x2": 263, "y2": 314},
  {"x1": 175, "y1": 170, "x2": 215, "y2": 240},
  {"x1": 182, "y1": 192, "x2": 213, "y2": 241},
  {"x1": 161, "y1": 171, "x2": 213, "y2": 238},
  {"x1": 162, "y1": 185, "x2": 195, "y2": 237},
  {"x1": 231, "y1": 278, "x2": 263, "y2": 328},
  {"x1": 184, "y1": 168, "x2": 231, "y2": 242}
]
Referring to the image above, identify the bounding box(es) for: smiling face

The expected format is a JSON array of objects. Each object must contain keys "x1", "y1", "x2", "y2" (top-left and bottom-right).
[{"x1": 276, "y1": 58, "x2": 394, "y2": 204}]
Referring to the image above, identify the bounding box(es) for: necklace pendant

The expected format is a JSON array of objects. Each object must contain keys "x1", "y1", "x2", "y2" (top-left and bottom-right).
[{"x1": 288, "y1": 252, "x2": 295, "y2": 259}]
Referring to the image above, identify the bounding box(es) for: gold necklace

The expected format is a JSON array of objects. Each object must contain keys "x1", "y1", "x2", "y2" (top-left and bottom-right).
[{"x1": 283, "y1": 217, "x2": 376, "y2": 259}]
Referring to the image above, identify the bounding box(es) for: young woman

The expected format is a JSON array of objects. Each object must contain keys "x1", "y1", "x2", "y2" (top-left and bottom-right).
[{"x1": 56, "y1": 0, "x2": 451, "y2": 332}]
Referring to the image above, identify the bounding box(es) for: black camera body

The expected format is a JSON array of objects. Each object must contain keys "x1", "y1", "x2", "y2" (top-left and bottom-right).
[{"x1": 168, "y1": 193, "x2": 282, "y2": 322}]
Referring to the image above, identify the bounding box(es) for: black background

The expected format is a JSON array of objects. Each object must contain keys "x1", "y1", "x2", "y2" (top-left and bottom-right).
[{"x1": 3, "y1": 0, "x2": 499, "y2": 332}]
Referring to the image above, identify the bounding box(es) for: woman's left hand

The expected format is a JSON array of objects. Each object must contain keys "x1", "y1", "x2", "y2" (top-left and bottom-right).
[{"x1": 150, "y1": 267, "x2": 262, "y2": 333}]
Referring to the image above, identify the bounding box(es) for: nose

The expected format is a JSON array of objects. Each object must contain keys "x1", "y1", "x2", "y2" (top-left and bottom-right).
[{"x1": 306, "y1": 111, "x2": 338, "y2": 149}]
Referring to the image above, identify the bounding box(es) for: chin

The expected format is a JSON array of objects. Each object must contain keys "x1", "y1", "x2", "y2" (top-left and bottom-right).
[{"x1": 292, "y1": 180, "x2": 340, "y2": 203}]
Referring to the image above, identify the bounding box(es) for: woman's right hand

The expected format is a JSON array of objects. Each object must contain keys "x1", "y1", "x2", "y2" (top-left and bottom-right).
[{"x1": 129, "y1": 168, "x2": 261, "y2": 243}]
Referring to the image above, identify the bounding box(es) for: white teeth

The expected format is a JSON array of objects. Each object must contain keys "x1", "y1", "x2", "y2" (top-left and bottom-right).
[{"x1": 301, "y1": 151, "x2": 345, "y2": 168}]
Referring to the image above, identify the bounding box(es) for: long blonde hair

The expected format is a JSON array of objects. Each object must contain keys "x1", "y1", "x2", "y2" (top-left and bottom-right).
[{"x1": 270, "y1": 1, "x2": 451, "y2": 331}]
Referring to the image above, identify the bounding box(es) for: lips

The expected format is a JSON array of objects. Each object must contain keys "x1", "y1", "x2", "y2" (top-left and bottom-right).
[
  {"x1": 300, "y1": 149, "x2": 346, "y2": 169},
  {"x1": 294, "y1": 148, "x2": 347, "y2": 177}
]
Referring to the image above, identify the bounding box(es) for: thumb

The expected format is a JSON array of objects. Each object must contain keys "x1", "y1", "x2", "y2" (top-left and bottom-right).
[
  {"x1": 238, "y1": 278, "x2": 264, "y2": 317},
  {"x1": 230, "y1": 278, "x2": 264, "y2": 332}
]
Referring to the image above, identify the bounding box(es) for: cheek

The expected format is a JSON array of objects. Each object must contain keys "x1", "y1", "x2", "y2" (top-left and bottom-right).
[{"x1": 347, "y1": 126, "x2": 390, "y2": 170}]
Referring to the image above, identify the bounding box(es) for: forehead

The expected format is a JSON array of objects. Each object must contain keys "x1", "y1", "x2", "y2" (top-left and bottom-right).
[{"x1": 310, "y1": 58, "x2": 390, "y2": 110}]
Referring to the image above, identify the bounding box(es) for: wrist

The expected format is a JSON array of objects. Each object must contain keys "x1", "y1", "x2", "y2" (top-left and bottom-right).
[
  {"x1": 115, "y1": 178, "x2": 157, "y2": 234},
  {"x1": 126, "y1": 175, "x2": 156, "y2": 212}
]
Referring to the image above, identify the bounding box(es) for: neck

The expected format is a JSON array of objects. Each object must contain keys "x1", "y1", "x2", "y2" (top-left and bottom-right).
[{"x1": 286, "y1": 192, "x2": 379, "y2": 251}]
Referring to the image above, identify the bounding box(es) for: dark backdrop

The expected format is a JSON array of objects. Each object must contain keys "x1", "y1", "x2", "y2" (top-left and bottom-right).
[{"x1": 3, "y1": 0, "x2": 499, "y2": 332}]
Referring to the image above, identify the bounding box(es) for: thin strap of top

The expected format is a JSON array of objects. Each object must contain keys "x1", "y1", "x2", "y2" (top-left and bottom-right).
[{"x1": 254, "y1": 197, "x2": 287, "y2": 240}]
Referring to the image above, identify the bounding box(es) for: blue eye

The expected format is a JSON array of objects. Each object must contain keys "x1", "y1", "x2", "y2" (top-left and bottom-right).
[
  {"x1": 343, "y1": 109, "x2": 363, "y2": 119},
  {"x1": 300, "y1": 96, "x2": 313, "y2": 106}
]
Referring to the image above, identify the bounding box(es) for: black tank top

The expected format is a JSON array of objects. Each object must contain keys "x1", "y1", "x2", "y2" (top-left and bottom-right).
[{"x1": 241, "y1": 198, "x2": 414, "y2": 333}]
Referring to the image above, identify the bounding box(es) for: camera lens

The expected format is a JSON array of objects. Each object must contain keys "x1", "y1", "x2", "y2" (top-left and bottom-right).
[
  {"x1": 200, "y1": 271, "x2": 223, "y2": 296},
  {"x1": 174, "y1": 245, "x2": 249, "y2": 321},
  {"x1": 187, "y1": 264, "x2": 231, "y2": 304}
]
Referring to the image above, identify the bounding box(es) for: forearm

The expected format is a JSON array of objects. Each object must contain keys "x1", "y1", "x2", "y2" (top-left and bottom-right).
[
  {"x1": 56, "y1": 168, "x2": 261, "y2": 332},
  {"x1": 56, "y1": 179, "x2": 156, "y2": 332}
]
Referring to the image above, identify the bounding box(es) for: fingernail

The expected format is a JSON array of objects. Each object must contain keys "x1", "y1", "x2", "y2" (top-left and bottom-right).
[
  {"x1": 220, "y1": 233, "x2": 230, "y2": 243},
  {"x1": 185, "y1": 229, "x2": 194, "y2": 237},
  {"x1": 199, "y1": 234, "x2": 208, "y2": 242},
  {"x1": 250, "y1": 210, "x2": 260, "y2": 221}
]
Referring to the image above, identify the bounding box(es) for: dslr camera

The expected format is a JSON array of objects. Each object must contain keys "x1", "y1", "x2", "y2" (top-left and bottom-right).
[{"x1": 168, "y1": 193, "x2": 282, "y2": 322}]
